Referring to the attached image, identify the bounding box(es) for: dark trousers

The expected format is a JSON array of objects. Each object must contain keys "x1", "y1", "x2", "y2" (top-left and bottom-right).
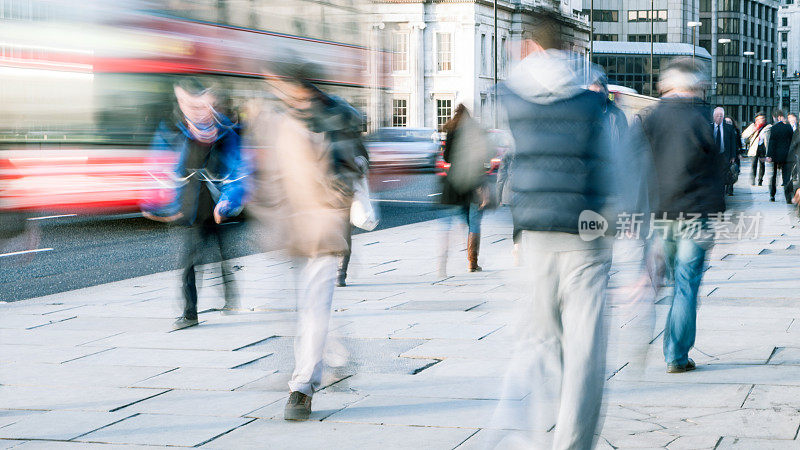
[
  {"x1": 750, "y1": 155, "x2": 766, "y2": 185},
  {"x1": 769, "y1": 162, "x2": 794, "y2": 203},
  {"x1": 337, "y1": 224, "x2": 353, "y2": 280},
  {"x1": 181, "y1": 219, "x2": 237, "y2": 320}
]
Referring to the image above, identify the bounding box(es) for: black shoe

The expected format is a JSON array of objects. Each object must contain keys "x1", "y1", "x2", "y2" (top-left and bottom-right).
[
  {"x1": 770, "y1": 197, "x2": 776, "y2": 202},
  {"x1": 758, "y1": 182, "x2": 763, "y2": 186},
  {"x1": 173, "y1": 316, "x2": 199, "y2": 330},
  {"x1": 336, "y1": 274, "x2": 346, "y2": 287},
  {"x1": 667, "y1": 358, "x2": 696, "y2": 373},
  {"x1": 284, "y1": 391, "x2": 312, "y2": 421}
]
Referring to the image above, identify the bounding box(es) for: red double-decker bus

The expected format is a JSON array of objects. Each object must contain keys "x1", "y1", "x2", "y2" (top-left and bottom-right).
[{"x1": 0, "y1": 0, "x2": 385, "y2": 215}]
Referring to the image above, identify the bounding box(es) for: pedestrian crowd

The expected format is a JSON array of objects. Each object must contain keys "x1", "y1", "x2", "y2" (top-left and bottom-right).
[{"x1": 135, "y1": 9, "x2": 799, "y2": 449}]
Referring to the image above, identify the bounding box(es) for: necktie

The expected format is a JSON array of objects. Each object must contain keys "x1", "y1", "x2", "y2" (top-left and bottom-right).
[{"x1": 716, "y1": 125, "x2": 723, "y2": 154}]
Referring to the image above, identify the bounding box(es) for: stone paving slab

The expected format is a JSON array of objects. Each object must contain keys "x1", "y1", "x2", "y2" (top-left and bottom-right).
[
  {"x1": 2, "y1": 173, "x2": 800, "y2": 447},
  {"x1": 201, "y1": 419, "x2": 476, "y2": 450},
  {"x1": 74, "y1": 413, "x2": 251, "y2": 447}
]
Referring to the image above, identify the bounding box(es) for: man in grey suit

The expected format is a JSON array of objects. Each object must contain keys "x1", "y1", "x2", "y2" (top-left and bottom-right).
[{"x1": 713, "y1": 107, "x2": 739, "y2": 196}]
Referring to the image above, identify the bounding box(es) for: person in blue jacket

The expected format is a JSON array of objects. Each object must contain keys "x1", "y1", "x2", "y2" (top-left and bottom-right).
[{"x1": 143, "y1": 78, "x2": 250, "y2": 330}]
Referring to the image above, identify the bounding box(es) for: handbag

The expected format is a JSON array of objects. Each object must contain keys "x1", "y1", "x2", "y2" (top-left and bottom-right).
[
  {"x1": 476, "y1": 182, "x2": 498, "y2": 210},
  {"x1": 350, "y1": 175, "x2": 379, "y2": 231}
]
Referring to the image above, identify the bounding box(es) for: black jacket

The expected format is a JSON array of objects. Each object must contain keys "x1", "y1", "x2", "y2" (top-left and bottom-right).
[
  {"x1": 500, "y1": 85, "x2": 612, "y2": 234},
  {"x1": 767, "y1": 121, "x2": 794, "y2": 163},
  {"x1": 711, "y1": 122, "x2": 738, "y2": 162},
  {"x1": 641, "y1": 97, "x2": 725, "y2": 219}
]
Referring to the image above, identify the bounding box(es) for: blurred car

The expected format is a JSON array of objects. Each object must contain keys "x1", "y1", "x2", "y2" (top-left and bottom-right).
[
  {"x1": 365, "y1": 127, "x2": 440, "y2": 172},
  {"x1": 435, "y1": 128, "x2": 513, "y2": 176}
]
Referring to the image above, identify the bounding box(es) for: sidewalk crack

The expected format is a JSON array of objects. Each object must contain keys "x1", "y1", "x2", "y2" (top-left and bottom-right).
[
  {"x1": 195, "y1": 417, "x2": 257, "y2": 447},
  {"x1": 739, "y1": 384, "x2": 755, "y2": 408},
  {"x1": 452, "y1": 429, "x2": 481, "y2": 449}
]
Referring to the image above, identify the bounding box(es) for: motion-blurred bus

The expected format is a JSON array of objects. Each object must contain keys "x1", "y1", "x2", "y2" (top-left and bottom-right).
[{"x1": 0, "y1": 0, "x2": 384, "y2": 215}]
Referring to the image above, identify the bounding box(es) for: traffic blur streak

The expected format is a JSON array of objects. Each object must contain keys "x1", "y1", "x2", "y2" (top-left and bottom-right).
[
  {"x1": 0, "y1": 150, "x2": 176, "y2": 214},
  {"x1": 0, "y1": 0, "x2": 379, "y2": 217}
]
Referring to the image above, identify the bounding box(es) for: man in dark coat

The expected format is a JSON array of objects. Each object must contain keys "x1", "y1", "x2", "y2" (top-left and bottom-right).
[
  {"x1": 712, "y1": 107, "x2": 739, "y2": 196},
  {"x1": 766, "y1": 110, "x2": 795, "y2": 203},
  {"x1": 636, "y1": 58, "x2": 724, "y2": 374}
]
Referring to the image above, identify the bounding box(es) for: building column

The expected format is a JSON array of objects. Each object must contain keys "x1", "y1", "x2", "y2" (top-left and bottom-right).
[{"x1": 410, "y1": 22, "x2": 426, "y2": 128}]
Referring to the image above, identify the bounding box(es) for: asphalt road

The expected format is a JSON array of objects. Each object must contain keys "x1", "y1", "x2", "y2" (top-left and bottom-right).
[{"x1": 0, "y1": 172, "x2": 452, "y2": 302}]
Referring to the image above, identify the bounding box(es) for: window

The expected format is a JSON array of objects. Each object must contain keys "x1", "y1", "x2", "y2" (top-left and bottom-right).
[
  {"x1": 700, "y1": 0, "x2": 711, "y2": 12},
  {"x1": 782, "y1": 32, "x2": 788, "y2": 42},
  {"x1": 627, "y1": 34, "x2": 667, "y2": 43},
  {"x1": 700, "y1": 18, "x2": 711, "y2": 34},
  {"x1": 501, "y1": 37, "x2": 507, "y2": 75},
  {"x1": 436, "y1": 99, "x2": 452, "y2": 131},
  {"x1": 782, "y1": 17, "x2": 788, "y2": 27},
  {"x1": 583, "y1": 9, "x2": 618, "y2": 22},
  {"x1": 391, "y1": 32, "x2": 409, "y2": 72},
  {"x1": 594, "y1": 34, "x2": 618, "y2": 41},
  {"x1": 392, "y1": 99, "x2": 407, "y2": 127},
  {"x1": 491, "y1": 34, "x2": 495, "y2": 76},
  {"x1": 782, "y1": 48, "x2": 788, "y2": 59},
  {"x1": 717, "y1": 39, "x2": 740, "y2": 56},
  {"x1": 481, "y1": 34, "x2": 487, "y2": 75},
  {"x1": 699, "y1": 39, "x2": 711, "y2": 53},
  {"x1": 436, "y1": 32, "x2": 452, "y2": 71},
  {"x1": 717, "y1": 61, "x2": 740, "y2": 78},
  {"x1": 718, "y1": 0, "x2": 740, "y2": 12},
  {"x1": 717, "y1": 18, "x2": 740, "y2": 34},
  {"x1": 627, "y1": 10, "x2": 667, "y2": 22}
]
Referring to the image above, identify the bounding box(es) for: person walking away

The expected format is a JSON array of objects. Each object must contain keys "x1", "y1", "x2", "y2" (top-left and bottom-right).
[
  {"x1": 246, "y1": 58, "x2": 365, "y2": 421},
  {"x1": 637, "y1": 58, "x2": 725, "y2": 373},
  {"x1": 712, "y1": 108, "x2": 739, "y2": 196},
  {"x1": 496, "y1": 146, "x2": 521, "y2": 265},
  {"x1": 489, "y1": 10, "x2": 615, "y2": 449},
  {"x1": 143, "y1": 78, "x2": 249, "y2": 330},
  {"x1": 742, "y1": 112, "x2": 768, "y2": 186},
  {"x1": 438, "y1": 103, "x2": 492, "y2": 275},
  {"x1": 766, "y1": 110, "x2": 794, "y2": 204}
]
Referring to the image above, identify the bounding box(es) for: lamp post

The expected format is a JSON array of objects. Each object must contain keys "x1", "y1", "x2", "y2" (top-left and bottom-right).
[
  {"x1": 688, "y1": 21, "x2": 702, "y2": 63},
  {"x1": 493, "y1": 0, "x2": 498, "y2": 129},
  {"x1": 649, "y1": 0, "x2": 654, "y2": 96}
]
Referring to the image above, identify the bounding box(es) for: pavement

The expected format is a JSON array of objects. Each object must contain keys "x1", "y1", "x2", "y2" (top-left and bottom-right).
[{"x1": 2, "y1": 166, "x2": 800, "y2": 449}]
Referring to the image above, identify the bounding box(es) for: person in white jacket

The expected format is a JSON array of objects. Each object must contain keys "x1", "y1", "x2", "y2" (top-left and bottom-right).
[{"x1": 742, "y1": 112, "x2": 768, "y2": 186}]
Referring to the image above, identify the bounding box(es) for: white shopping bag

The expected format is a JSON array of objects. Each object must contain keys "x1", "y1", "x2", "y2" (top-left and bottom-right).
[{"x1": 350, "y1": 176, "x2": 379, "y2": 231}]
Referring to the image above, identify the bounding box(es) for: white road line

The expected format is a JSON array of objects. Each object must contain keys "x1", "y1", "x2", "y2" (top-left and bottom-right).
[
  {"x1": 427, "y1": 193, "x2": 443, "y2": 197},
  {"x1": 381, "y1": 179, "x2": 401, "y2": 183},
  {"x1": 0, "y1": 248, "x2": 53, "y2": 258},
  {"x1": 27, "y1": 214, "x2": 77, "y2": 221},
  {"x1": 371, "y1": 199, "x2": 437, "y2": 204}
]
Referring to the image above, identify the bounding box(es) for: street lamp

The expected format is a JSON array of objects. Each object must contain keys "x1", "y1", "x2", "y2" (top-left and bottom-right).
[{"x1": 688, "y1": 21, "x2": 702, "y2": 63}]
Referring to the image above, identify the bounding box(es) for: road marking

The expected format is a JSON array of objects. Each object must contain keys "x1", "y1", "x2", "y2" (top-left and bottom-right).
[
  {"x1": 0, "y1": 248, "x2": 53, "y2": 258},
  {"x1": 381, "y1": 179, "x2": 401, "y2": 183},
  {"x1": 371, "y1": 199, "x2": 437, "y2": 204},
  {"x1": 27, "y1": 214, "x2": 77, "y2": 221},
  {"x1": 427, "y1": 193, "x2": 442, "y2": 197}
]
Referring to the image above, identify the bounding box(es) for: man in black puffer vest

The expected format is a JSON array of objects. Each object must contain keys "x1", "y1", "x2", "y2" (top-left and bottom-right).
[{"x1": 490, "y1": 11, "x2": 614, "y2": 450}]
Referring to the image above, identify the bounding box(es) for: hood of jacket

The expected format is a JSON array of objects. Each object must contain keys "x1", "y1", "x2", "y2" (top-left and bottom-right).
[{"x1": 505, "y1": 49, "x2": 589, "y2": 105}]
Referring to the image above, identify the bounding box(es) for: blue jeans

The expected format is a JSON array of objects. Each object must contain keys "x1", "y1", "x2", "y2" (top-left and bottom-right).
[
  {"x1": 661, "y1": 221, "x2": 709, "y2": 366},
  {"x1": 442, "y1": 203, "x2": 483, "y2": 234}
]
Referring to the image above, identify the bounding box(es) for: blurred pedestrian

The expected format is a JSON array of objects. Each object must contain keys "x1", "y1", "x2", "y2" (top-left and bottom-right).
[
  {"x1": 742, "y1": 112, "x2": 768, "y2": 186},
  {"x1": 438, "y1": 103, "x2": 493, "y2": 275},
  {"x1": 712, "y1": 107, "x2": 739, "y2": 196},
  {"x1": 490, "y1": 10, "x2": 614, "y2": 449},
  {"x1": 724, "y1": 116, "x2": 742, "y2": 195},
  {"x1": 495, "y1": 146, "x2": 521, "y2": 265},
  {"x1": 788, "y1": 113, "x2": 798, "y2": 132},
  {"x1": 638, "y1": 58, "x2": 724, "y2": 373},
  {"x1": 143, "y1": 78, "x2": 249, "y2": 330},
  {"x1": 766, "y1": 110, "x2": 795, "y2": 203},
  {"x1": 246, "y1": 58, "x2": 365, "y2": 421}
]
